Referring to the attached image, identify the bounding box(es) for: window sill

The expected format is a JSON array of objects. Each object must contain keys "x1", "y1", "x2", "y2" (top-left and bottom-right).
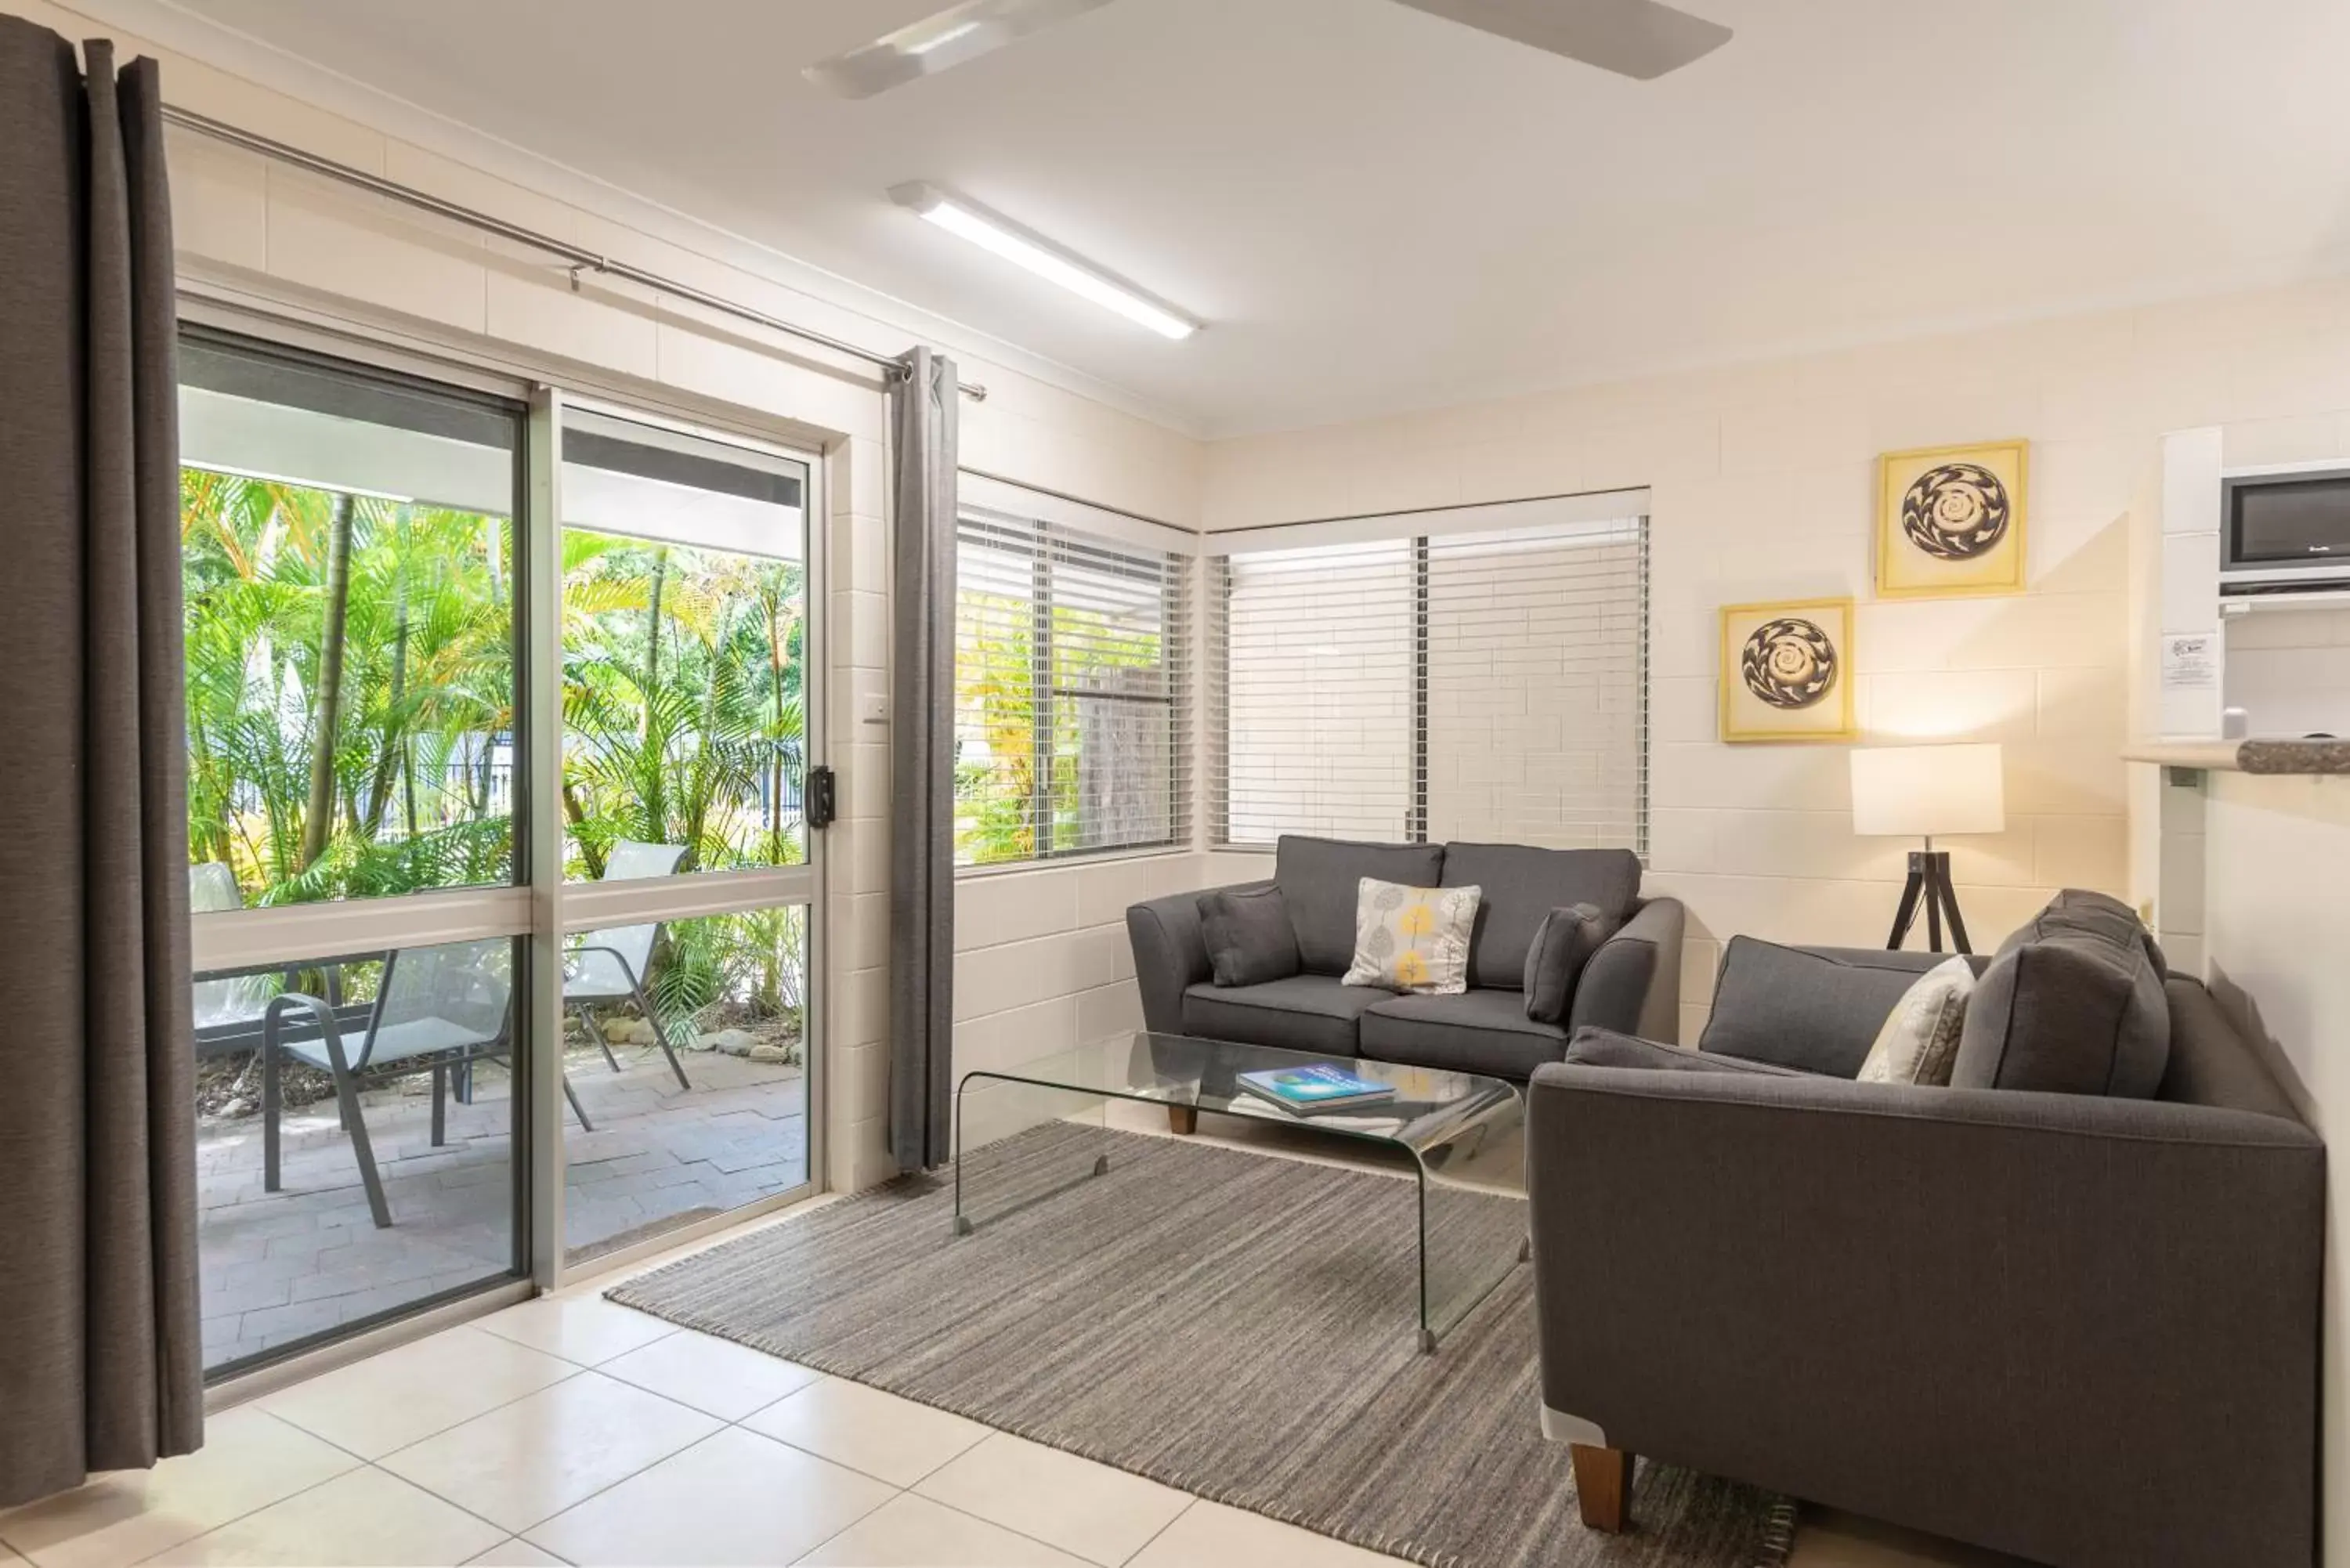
[{"x1": 953, "y1": 844, "x2": 1195, "y2": 881}]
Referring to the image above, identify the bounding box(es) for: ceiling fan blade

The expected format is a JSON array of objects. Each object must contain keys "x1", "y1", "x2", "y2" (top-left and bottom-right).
[
  {"x1": 1386, "y1": 0, "x2": 1731, "y2": 80},
  {"x1": 804, "y1": 0, "x2": 1119, "y2": 99}
]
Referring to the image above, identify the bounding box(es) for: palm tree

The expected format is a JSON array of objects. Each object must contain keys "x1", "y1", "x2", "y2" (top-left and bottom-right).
[
  {"x1": 180, "y1": 468, "x2": 813, "y2": 1034},
  {"x1": 180, "y1": 471, "x2": 515, "y2": 905},
  {"x1": 559, "y1": 532, "x2": 804, "y2": 879},
  {"x1": 300, "y1": 492, "x2": 356, "y2": 873}
]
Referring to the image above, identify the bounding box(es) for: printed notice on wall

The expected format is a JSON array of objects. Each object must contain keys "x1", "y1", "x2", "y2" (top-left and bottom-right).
[{"x1": 2161, "y1": 632, "x2": 2219, "y2": 692}]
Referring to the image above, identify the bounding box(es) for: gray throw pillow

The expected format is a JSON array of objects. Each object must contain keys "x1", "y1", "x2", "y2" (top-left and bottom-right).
[
  {"x1": 1523, "y1": 903, "x2": 1615, "y2": 1024},
  {"x1": 1699, "y1": 938, "x2": 1973, "y2": 1078},
  {"x1": 1198, "y1": 886, "x2": 1301, "y2": 988},
  {"x1": 1563, "y1": 1027, "x2": 1806, "y2": 1076},
  {"x1": 1950, "y1": 889, "x2": 2170, "y2": 1097},
  {"x1": 2043, "y1": 887, "x2": 2169, "y2": 976}
]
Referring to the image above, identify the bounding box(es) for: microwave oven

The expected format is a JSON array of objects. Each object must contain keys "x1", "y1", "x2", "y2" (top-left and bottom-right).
[{"x1": 2220, "y1": 463, "x2": 2350, "y2": 592}]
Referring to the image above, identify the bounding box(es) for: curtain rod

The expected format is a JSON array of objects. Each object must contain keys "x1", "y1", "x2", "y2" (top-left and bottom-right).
[{"x1": 161, "y1": 103, "x2": 988, "y2": 402}]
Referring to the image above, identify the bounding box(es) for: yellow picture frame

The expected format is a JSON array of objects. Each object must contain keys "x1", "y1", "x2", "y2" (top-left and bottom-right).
[
  {"x1": 1719, "y1": 597, "x2": 1856, "y2": 744},
  {"x1": 1875, "y1": 438, "x2": 2030, "y2": 598}
]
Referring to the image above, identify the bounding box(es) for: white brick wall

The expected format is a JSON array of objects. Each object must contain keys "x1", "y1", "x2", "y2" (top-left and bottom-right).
[
  {"x1": 2225, "y1": 609, "x2": 2350, "y2": 739},
  {"x1": 36, "y1": 0, "x2": 2350, "y2": 1164},
  {"x1": 1203, "y1": 277, "x2": 2350, "y2": 1035},
  {"x1": 14, "y1": 0, "x2": 1207, "y2": 1196},
  {"x1": 952, "y1": 854, "x2": 1210, "y2": 1078}
]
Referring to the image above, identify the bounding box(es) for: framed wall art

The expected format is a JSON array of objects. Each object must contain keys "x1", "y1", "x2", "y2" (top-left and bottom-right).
[
  {"x1": 1875, "y1": 439, "x2": 2029, "y2": 598},
  {"x1": 1719, "y1": 597, "x2": 1856, "y2": 743}
]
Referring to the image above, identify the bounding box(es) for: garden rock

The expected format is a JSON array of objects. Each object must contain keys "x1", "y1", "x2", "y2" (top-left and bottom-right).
[{"x1": 747, "y1": 1042, "x2": 799, "y2": 1065}]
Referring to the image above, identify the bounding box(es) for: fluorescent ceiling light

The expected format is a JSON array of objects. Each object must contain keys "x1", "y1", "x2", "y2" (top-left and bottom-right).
[{"x1": 889, "y1": 181, "x2": 1198, "y2": 340}]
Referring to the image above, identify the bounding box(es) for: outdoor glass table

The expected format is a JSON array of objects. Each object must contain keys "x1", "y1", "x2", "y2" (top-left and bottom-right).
[{"x1": 953, "y1": 1030, "x2": 1527, "y2": 1353}]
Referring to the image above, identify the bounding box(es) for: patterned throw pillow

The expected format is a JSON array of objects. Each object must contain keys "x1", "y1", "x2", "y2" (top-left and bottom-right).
[
  {"x1": 1342, "y1": 877, "x2": 1481, "y2": 995},
  {"x1": 1856, "y1": 956, "x2": 1976, "y2": 1086}
]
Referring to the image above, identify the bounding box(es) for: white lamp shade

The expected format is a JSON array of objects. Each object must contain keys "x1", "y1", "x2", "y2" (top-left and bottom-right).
[{"x1": 1850, "y1": 743, "x2": 2006, "y2": 837}]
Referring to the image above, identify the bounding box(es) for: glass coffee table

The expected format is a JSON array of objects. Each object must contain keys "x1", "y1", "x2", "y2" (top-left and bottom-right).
[{"x1": 953, "y1": 1031, "x2": 1527, "y2": 1353}]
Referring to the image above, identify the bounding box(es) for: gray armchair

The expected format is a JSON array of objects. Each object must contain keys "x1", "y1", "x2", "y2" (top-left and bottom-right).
[{"x1": 1526, "y1": 952, "x2": 2323, "y2": 1568}]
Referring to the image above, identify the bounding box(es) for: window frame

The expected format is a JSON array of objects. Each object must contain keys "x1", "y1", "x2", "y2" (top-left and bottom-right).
[
  {"x1": 1208, "y1": 495, "x2": 1652, "y2": 858},
  {"x1": 952, "y1": 479, "x2": 1194, "y2": 874},
  {"x1": 178, "y1": 302, "x2": 834, "y2": 1386},
  {"x1": 178, "y1": 321, "x2": 534, "y2": 912},
  {"x1": 553, "y1": 399, "x2": 821, "y2": 887}
]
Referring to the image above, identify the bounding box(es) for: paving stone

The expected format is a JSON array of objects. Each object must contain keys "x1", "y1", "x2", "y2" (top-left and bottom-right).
[
  {"x1": 202, "y1": 1277, "x2": 295, "y2": 1315},
  {"x1": 201, "y1": 1051, "x2": 807, "y2": 1366}
]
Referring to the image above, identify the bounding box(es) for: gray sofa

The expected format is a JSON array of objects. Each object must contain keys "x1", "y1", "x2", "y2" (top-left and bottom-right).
[
  {"x1": 1126, "y1": 835, "x2": 1683, "y2": 1082},
  {"x1": 1527, "y1": 921, "x2": 2325, "y2": 1568}
]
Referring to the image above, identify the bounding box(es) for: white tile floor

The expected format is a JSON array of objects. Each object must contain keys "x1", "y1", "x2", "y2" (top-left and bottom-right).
[{"x1": 2, "y1": 1181, "x2": 2030, "y2": 1568}]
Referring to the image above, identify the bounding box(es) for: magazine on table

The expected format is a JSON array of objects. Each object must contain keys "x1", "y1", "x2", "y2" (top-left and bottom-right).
[
  {"x1": 1234, "y1": 1064, "x2": 1397, "y2": 1117},
  {"x1": 1221, "y1": 1095, "x2": 1405, "y2": 1133}
]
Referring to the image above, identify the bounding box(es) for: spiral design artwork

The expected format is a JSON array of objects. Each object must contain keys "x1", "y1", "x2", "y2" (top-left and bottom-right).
[
  {"x1": 1900, "y1": 461, "x2": 2011, "y2": 561},
  {"x1": 1740, "y1": 617, "x2": 1838, "y2": 710}
]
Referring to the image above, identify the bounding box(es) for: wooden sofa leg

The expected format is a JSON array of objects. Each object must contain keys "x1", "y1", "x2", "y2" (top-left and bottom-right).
[
  {"x1": 1167, "y1": 1105, "x2": 1198, "y2": 1135},
  {"x1": 1571, "y1": 1445, "x2": 1635, "y2": 1532}
]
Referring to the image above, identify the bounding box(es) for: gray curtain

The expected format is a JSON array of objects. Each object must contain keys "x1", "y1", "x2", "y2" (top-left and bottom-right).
[
  {"x1": 0, "y1": 18, "x2": 203, "y2": 1507},
  {"x1": 888, "y1": 348, "x2": 959, "y2": 1172}
]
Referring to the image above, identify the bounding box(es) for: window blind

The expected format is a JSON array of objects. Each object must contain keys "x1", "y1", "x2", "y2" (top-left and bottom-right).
[
  {"x1": 1207, "y1": 540, "x2": 1419, "y2": 844},
  {"x1": 1209, "y1": 509, "x2": 1647, "y2": 854},
  {"x1": 955, "y1": 504, "x2": 1190, "y2": 867}
]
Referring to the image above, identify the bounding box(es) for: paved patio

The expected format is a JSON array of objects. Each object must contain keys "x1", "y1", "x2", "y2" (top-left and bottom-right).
[{"x1": 197, "y1": 1041, "x2": 806, "y2": 1371}]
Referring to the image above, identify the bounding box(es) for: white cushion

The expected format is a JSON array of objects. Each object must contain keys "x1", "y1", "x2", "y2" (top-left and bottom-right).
[
  {"x1": 280, "y1": 1015, "x2": 490, "y2": 1072},
  {"x1": 1341, "y1": 877, "x2": 1480, "y2": 995},
  {"x1": 1856, "y1": 956, "x2": 1976, "y2": 1086}
]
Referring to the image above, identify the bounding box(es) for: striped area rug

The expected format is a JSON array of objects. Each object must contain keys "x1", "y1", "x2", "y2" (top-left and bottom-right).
[{"x1": 610, "y1": 1122, "x2": 1792, "y2": 1568}]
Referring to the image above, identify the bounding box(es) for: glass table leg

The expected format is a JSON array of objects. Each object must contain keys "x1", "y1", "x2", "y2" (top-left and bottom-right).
[
  {"x1": 1412, "y1": 1089, "x2": 1529, "y2": 1352},
  {"x1": 951, "y1": 1072, "x2": 1112, "y2": 1239}
]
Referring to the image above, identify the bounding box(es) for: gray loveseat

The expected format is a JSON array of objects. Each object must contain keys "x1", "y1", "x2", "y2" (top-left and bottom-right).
[
  {"x1": 1527, "y1": 906, "x2": 2324, "y2": 1568},
  {"x1": 1126, "y1": 835, "x2": 1683, "y2": 1085}
]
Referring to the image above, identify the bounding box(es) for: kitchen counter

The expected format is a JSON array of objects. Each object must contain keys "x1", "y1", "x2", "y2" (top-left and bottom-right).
[{"x1": 2124, "y1": 738, "x2": 2350, "y2": 774}]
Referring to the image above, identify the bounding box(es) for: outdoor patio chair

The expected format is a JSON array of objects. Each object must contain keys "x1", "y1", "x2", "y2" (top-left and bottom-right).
[
  {"x1": 261, "y1": 938, "x2": 589, "y2": 1229},
  {"x1": 565, "y1": 838, "x2": 693, "y2": 1095},
  {"x1": 190, "y1": 863, "x2": 365, "y2": 1061},
  {"x1": 190, "y1": 862, "x2": 270, "y2": 1032}
]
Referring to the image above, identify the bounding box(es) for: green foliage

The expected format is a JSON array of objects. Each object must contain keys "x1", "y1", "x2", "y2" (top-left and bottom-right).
[
  {"x1": 954, "y1": 591, "x2": 1039, "y2": 866},
  {"x1": 953, "y1": 584, "x2": 1166, "y2": 866},
  {"x1": 648, "y1": 905, "x2": 808, "y2": 1041},
  {"x1": 181, "y1": 468, "x2": 514, "y2": 904},
  {"x1": 183, "y1": 469, "x2": 808, "y2": 1031},
  {"x1": 559, "y1": 532, "x2": 805, "y2": 880}
]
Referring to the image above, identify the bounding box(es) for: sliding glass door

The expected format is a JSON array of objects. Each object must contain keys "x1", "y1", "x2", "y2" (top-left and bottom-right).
[
  {"x1": 182, "y1": 331, "x2": 533, "y2": 1375},
  {"x1": 183, "y1": 331, "x2": 824, "y2": 1378},
  {"x1": 551, "y1": 406, "x2": 817, "y2": 1266}
]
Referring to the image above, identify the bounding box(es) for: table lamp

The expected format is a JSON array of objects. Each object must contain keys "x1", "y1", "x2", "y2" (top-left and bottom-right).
[{"x1": 1850, "y1": 742, "x2": 2005, "y2": 954}]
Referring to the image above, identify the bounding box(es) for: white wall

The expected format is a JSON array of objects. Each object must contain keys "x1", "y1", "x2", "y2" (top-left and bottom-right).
[
  {"x1": 1203, "y1": 280, "x2": 2350, "y2": 1036},
  {"x1": 6, "y1": 0, "x2": 1205, "y2": 1196},
  {"x1": 32, "y1": 0, "x2": 2350, "y2": 1174},
  {"x1": 2226, "y1": 609, "x2": 2350, "y2": 737},
  {"x1": 2200, "y1": 773, "x2": 2350, "y2": 1568},
  {"x1": 953, "y1": 853, "x2": 1209, "y2": 1086}
]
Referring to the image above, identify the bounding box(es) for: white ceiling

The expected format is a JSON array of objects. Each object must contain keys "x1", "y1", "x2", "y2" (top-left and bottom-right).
[{"x1": 136, "y1": 0, "x2": 2350, "y2": 435}]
